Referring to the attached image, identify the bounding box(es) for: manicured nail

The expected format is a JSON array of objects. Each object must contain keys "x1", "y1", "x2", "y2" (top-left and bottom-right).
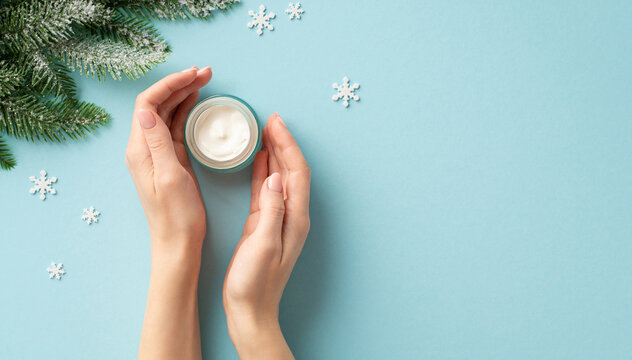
[
  {"x1": 268, "y1": 172, "x2": 283, "y2": 192},
  {"x1": 138, "y1": 109, "x2": 156, "y2": 129}
]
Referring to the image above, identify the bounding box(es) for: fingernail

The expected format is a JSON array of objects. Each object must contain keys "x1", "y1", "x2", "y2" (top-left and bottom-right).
[
  {"x1": 268, "y1": 172, "x2": 283, "y2": 192},
  {"x1": 182, "y1": 66, "x2": 197, "y2": 72},
  {"x1": 138, "y1": 109, "x2": 156, "y2": 129}
]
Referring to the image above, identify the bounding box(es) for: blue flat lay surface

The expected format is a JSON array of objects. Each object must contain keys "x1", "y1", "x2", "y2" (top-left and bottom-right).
[{"x1": 1, "y1": 1, "x2": 631, "y2": 359}]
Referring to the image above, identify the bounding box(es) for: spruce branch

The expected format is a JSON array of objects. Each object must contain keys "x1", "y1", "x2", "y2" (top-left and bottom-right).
[
  {"x1": 0, "y1": 135, "x2": 17, "y2": 170},
  {"x1": 111, "y1": 0, "x2": 239, "y2": 21},
  {"x1": 84, "y1": 14, "x2": 168, "y2": 52},
  {"x1": 0, "y1": 0, "x2": 240, "y2": 171},
  {"x1": 50, "y1": 33, "x2": 170, "y2": 80},
  {"x1": 21, "y1": 49, "x2": 77, "y2": 99},
  {"x1": 0, "y1": 93, "x2": 110, "y2": 142},
  {"x1": 0, "y1": 60, "x2": 23, "y2": 97},
  {"x1": 0, "y1": 0, "x2": 112, "y2": 49}
]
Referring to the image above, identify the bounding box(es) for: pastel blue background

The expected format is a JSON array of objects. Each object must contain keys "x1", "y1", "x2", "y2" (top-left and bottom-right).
[{"x1": 1, "y1": 1, "x2": 631, "y2": 358}]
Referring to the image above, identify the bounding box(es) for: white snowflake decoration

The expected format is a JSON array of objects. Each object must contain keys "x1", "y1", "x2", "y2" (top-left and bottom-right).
[
  {"x1": 47, "y1": 262, "x2": 66, "y2": 280},
  {"x1": 332, "y1": 77, "x2": 360, "y2": 108},
  {"x1": 29, "y1": 169, "x2": 57, "y2": 200},
  {"x1": 81, "y1": 206, "x2": 100, "y2": 225},
  {"x1": 285, "y1": 2, "x2": 304, "y2": 20},
  {"x1": 248, "y1": 5, "x2": 275, "y2": 35}
]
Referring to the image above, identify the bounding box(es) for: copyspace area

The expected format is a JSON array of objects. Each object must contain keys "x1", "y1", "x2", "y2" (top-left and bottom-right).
[{"x1": 0, "y1": 1, "x2": 631, "y2": 359}]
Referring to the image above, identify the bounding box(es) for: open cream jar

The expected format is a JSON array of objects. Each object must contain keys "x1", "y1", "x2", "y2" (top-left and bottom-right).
[{"x1": 185, "y1": 95, "x2": 261, "y2": 172}]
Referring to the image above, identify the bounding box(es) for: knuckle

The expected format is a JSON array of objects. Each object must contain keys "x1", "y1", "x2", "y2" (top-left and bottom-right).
[
  {"x1": 296, "y1": 216, "x2": 310, "y2": 236},
  {"x1": 303, "y1": 216, "x2": 311, "y2": 233},
  {"x1": 296, "y1": 166, "x2": 311, "y2": 181},
  {"x1": 135, "y1": 92, "x2": 146, "y2": 104},
  {"x1": 265, "y1": 203, "x2": 285, "y2": 219},
  {"x1": 156, "y1": 172, "x2": 183, "y2": 188},
  {"x1": 147, "y1": 137, "x2": 168, "y2": 153},
  {"x1": 257, "y1": 239, "x2": 281, "y2": 259},
  {"x1": 125, "y1": 149, "x2": 139, "y2": 168}
]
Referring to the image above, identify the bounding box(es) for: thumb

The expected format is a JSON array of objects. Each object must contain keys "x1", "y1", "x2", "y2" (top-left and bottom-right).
[
  {"x1": 256, "y1": 172, "x2": 285, "y2": 239},
  {"x1": 137, "y1": 109, "x2": 179, "y2": 171}
]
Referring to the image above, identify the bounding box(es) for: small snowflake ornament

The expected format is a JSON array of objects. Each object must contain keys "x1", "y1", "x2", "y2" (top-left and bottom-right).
[
  {"x1": 29, "y1": 169, "x2": 57, "y2": 200},
  {"x1": 285, "y1": 2, "x2": 304, "y2": 20},
  {"x1": 332, "y1": 77, "x2": 360, "y2": 108},
  {"x1": 81, "y1": 206, "x2": 100, "y2": 225},
  {"x1": 47, "y1": 262, "x2": 66, "y2": 280},
  {"x1": 248, "y1": 5, "x2": 275, "y2": 35}
]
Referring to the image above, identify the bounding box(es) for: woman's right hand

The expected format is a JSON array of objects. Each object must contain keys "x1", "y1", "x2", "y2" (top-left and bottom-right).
[{"x1": 223, "y1": 113, "x2": 311, "y2": 360}]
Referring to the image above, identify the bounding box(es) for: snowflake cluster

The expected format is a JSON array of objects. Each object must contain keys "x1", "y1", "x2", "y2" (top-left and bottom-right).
[
  {"x1": 246, "y1": 4, "x2": 362, "y2": 109},
  {"x1": 247, "y1": 3, "x2": 306, "y2": 36},
  {"x1": 27, "y1": 168, "x2": 103, "y2": 280}
]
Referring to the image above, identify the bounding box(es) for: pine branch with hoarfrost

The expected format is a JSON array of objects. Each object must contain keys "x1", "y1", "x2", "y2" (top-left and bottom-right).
[
  {"x1": 113, "y1": 0, "x2": 240, "y2": 21},
  {"x1": 0, "y1": 0, "x2": 239, "y2": 170},
  {"x1": 50, "y1": 34, "x2": 170, "y2": 81},
  {"x1": 0, "y1": 94, "x2": 110, "y2": 143},
  {"x1": 0, "y1": 136, "x2": 16, "y2": 170}
]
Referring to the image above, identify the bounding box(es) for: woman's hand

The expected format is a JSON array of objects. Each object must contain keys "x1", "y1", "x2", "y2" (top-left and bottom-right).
[
  {"x1": 127, "y1": 66, "x2": 212, "y2": 360},
  {"x1": 126, "y1": 66, "x2": 211, "y2": 257},
  {"x1": 223, "y1": 113, "x2": 311, "y2": 360}
]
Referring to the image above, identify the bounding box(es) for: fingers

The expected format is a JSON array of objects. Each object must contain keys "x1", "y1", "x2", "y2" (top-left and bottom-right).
[
  {"x1": 170, "y1": 90, "x2": 200, "y2": 175},
  {"x1": 158, "y1": 67, "x2": 212, "y2": 126},
  {"x1": 254, "y1": 172, "x2": 285, "y2": 242},
  {"x1": 171, "y1": 90, "x2": 200, "y2": 144},
  {"x1": 263, "y1": 126, "x2": 281, "y2": 175},
  {"x1": 267, "y1": 113, "x2": 310, "y2": 173},
  {"x1": 135, "y1": 68, "x2": 198, "y2": 110},
  {"x1": 249, "y1": 149, "x2": 269, "y2": 214},
  {"x1": 266, "y1": 113, "x2": 311, "y2": 216},
  {"x1": 137, "y1": 109, "x2": 180, "y2": 174},
  {"x1": 127, "y1": 68, "x2": 199, "y2": 174},
  {"x1": 264, "y1": 114, "x2": 311, "y2": 263}
]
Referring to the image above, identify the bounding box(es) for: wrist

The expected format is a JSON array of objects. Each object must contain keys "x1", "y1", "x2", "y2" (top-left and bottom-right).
[
  {"x1": 226, "y1": 314, "x2": 293, "y2": 360},
  {"x1": 151, "y1": 233, "x2": 203, "y2": 259},
  {"x1": 150, "y1": 238, "x2": 202, "y2": 278}
]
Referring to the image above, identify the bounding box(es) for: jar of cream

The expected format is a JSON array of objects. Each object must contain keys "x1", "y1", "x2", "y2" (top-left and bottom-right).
[{"x1": 185, "y1": 95, "x2": 261, "y2": 172}]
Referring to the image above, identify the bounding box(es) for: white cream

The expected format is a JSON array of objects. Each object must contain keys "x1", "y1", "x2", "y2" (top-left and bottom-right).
[{"x1": 194, "y1": 105, "x2": 251, "y2": 161}]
